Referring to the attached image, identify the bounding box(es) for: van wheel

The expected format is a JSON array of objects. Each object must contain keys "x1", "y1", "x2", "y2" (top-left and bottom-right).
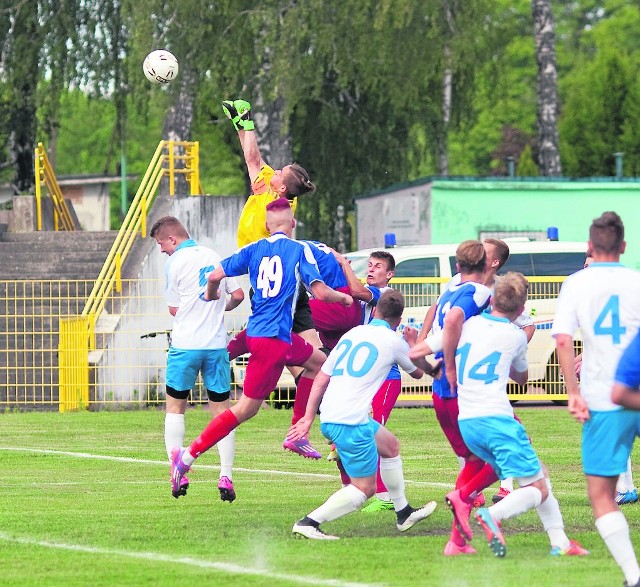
[{"x1": 545, "y1": 352, "x2": 568, "y2": 406}]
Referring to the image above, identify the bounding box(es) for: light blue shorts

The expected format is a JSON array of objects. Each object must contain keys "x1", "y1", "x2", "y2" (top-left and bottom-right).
[
  {"x1": 321, "y1": 419, "x2": 381, "y2": 478},
  {"x1": 459, "y1": 415, "x2": 541, "y2": 480},
  {"x1": 582, "y1": 409, "x2": 640, "y2": 476},
  {"x1": 166, "y1": 348, "x2": 230, "y2": 395}
]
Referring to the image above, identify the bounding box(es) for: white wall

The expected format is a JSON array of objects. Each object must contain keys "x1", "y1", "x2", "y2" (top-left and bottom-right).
[
  {"x1": 94, "y1": 195, "x2": 247, "y2": 402},
  {"x1": 355, "y1": 181, "x2": 432, "y2": 249}
]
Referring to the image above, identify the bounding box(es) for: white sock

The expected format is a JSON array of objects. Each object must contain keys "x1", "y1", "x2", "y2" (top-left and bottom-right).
[
  {"x1": 501, "y1": 478, "x2": 514, "y2": 492},
  {"x1": 217, "y1": 429, "x2": 235, "y2": 479},
  {"x1": 380, "y1": 456, "x2": 409, "y2": 512},
  {"x1": 490, "y1": 486, "x2": 542, "y2": 522},
  {"x1": 308, "y1": 485, "x2": 367, "y2": 523},
  {"x1": 595, "y1": 511, "x2": 640, "y2": 586},
  {"x1": 536, "y1": 479, "x2": 569, "y2": 549},
  {"x1": 164, "y1": 413, "x2": 185, "y2": 459},
  {"x1": 625, "y1": 458, "x2": 635, "y2": 491}
]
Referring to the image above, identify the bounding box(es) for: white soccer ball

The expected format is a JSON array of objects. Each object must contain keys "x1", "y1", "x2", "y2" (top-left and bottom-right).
[{"x1": 143, "y1": 50, "x2": 179, "y2": 85}]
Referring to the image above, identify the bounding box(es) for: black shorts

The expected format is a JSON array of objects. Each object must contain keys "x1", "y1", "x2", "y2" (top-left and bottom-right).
[{"x1": 292, "y1": 282, "x2": 314, "y2": 333}]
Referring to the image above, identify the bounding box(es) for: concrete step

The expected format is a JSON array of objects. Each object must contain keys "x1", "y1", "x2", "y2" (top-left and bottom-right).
[{"x1": 0, "y1": 230, "x2": 116, "y2": 245}]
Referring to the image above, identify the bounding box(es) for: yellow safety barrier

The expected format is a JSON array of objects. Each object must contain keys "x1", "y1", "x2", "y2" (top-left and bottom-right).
[
  {"x1": 34, "y1": 143, "x2": 76, "y2": 231},
  {"x1": 0, "y1": 275, "x2": 575, "y2": 411}
]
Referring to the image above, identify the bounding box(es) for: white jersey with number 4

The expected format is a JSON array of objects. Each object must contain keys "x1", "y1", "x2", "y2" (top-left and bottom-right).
[
  {"x1": 456, "y1": 313, "x2": 528, "y2": 420},
  {"x1": 319, "y1": 319, "x2": 418, "y2": 425},
  {"x1": 165, "y1": 243, "x2": 240, "y2": 350},
  {"x1": 551, "y1": 262, "x2": 640, "y2": 412}
]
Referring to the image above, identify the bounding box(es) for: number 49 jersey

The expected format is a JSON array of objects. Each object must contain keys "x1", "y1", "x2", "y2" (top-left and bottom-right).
[
  {"x1": 318, "y1": 319, "x2": 418, "y2": 426},
  {"x1": 551, "y1": 262, "x2": 640, "y2": 412},
  {"x1": 221, "y1": 233, "x2": 323, "y2": 343}
]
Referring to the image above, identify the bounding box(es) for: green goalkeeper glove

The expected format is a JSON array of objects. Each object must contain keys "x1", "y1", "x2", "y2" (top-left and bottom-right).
[{"x1": 221, "y1": 99, "x2": 254, "y2": 131}]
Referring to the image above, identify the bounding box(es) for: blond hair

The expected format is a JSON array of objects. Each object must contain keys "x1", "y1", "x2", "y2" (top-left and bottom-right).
[{"x1": 492, "y1": 272, "x2": 528, "y2": 315}]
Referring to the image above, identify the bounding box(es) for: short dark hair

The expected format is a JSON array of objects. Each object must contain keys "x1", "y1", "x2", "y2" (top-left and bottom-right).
[
  {"x1": 376, "y1": 289, "x2": 404, "y2": 320},
  {"x1": 150, "y1": 216, "x2": 189, "y2": 239},
  {"x1": 590, "y1": 211, "x2": 625, "y2": 255},
  {"x1": 483, "y1": 238, "x2": 510, "y2": 269},
  {"x1": 284, "y1": 163, "x2": 316, "y2": 198},
  {"x1": 456, "y1": 240, "x2": 486, "y2": 274},
  {"x1": 370, "y1": 251, "x2": 396, "y2": 272}
]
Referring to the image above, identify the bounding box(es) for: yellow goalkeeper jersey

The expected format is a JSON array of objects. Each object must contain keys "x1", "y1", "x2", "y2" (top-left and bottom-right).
[{"x1": 236, "y1": 164, "x2": 298, "y2": 248}]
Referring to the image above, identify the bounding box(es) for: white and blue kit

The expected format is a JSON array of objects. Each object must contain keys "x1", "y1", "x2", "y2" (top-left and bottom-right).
[
  {"x1": 164, "y1": 240, "x2": 240, "y2": 394},
  {"x1": 221, "y1": 233, "x2": 323, "y2": 343},
  {"x1": 551, "y1": 262, "x2": 640, "y2": 476},
  {"x1": 432, "y1": 279, "x2": 491, "y2": 399},
  {"x1": 455, "y1": 312, "x2": 539, "y2": 480},
  {"x1": 318, "y1": 319, "x2": 418, "y2": 478}
]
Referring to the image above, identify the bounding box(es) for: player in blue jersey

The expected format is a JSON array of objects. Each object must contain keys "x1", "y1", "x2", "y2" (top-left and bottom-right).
[
  {"x1": 287, "y1": 289, "x2": 439, "y2": 539},
  {"x1": 303, "y1": 240, "x2": 365, "y2": 351},
  {"x1": 409, "y1": 240, "x2": 500, "y2": 555},
  {"x1": 168, "y1": 199, "x2": 353, "y2": 498},
  {"x1": 612, "y1": 331, "x2": 640, "y2": 407},
  {"x1": 453, "y1": 272, "x2": 588, "y2": 558},
  {"x1": 151, "y1": 216, "x2": 245, "y2": 501},
  {"x1": 552, "y1": 211, "x2": 640, "y2": 587}
]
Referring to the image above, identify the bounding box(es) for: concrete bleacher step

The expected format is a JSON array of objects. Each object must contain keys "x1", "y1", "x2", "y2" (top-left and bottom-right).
[{"x1": 0, "y1": 230, "x2": 118, "y2": 408}]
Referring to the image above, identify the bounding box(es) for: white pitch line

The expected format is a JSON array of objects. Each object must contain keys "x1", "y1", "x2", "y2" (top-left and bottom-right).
[
  {"x1": 0, "y1": 532, "x2": 384, "y2": 587},
  {"x1": 0, "y1": 447, "x2": 451, "y2": 488}
]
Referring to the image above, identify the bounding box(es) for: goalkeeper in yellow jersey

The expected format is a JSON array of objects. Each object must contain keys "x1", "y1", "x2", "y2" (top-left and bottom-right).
[
  {"x1": 222, "y1": 98, "x2": 325, "y2": 459},
  {"x1": 221, "y1": 99, "x2": 316, "y2": 249}
]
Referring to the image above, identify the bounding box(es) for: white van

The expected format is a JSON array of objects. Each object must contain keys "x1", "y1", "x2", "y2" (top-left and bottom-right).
[{"x1": 345, "y1": 240, "x2": 588, "y2": 402}]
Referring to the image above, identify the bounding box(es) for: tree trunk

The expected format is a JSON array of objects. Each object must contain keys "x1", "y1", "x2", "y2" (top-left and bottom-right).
[
  {"x1": 8, "y1": 1, "x2": 39, "y2": 194},
  {"x1": 437, "y1": 44, "x2": 453, "y2": 176},
  {"x1": 532, "y1": 0, "x2": 562, "y2": 176},
  {"x1": 162, "y1": 63, "x2": 197, "y2": 194},
  {"x1": 437, "y1": 2, "x2": 454, "y2": 177}
]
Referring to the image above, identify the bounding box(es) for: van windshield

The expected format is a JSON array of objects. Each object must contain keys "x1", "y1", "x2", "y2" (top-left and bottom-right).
[{"x1": 345, "y1": 255, "x2": 369, "y2": 278}]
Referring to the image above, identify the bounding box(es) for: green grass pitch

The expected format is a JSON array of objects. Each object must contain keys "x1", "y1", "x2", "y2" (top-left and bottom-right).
[{"x1": 0, "y1": 406, "x2": 637, "y2": 586}]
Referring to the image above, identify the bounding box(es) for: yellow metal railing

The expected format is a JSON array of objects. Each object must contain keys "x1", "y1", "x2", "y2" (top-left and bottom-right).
[
  {"x1": 55, "y1": 140, "x2": 200, "y2": 411},
  {"x1": 34, "y1": 142, "x2": 76, "y2": 231},
  {"x1": 0, "y1": 275, "x2": 577, "y2": 411},
  {"x1": 82, "y1": 140, "x2": 200, "y2": 348},
  {"x1": 58, "y1": 316, "x2": 90, "y2": 412}
]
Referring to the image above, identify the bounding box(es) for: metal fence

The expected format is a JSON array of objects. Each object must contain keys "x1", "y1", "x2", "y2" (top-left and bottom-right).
[{"x1": 0, "y1": 276, "x2": 572, "y2": 411}]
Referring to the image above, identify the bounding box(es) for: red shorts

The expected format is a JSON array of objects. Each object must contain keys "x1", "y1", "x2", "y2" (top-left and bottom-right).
[
  {"x1": 309, "y1": 286, "x2": 362, "y2": 350},
  {"x1": 285, "y1": 333, "x2": 315, "y2": 366},
  {"x1": 432, "y1": 394, "x2": 471, "y2": 459},
  {"x1": 243, "y1": 336, "x2": 290, "y2": 400},
  {"x1": 227, "y1": 329, "x2": 313, "y2": 367}
]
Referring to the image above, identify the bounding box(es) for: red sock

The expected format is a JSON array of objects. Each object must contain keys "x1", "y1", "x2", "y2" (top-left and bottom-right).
[
  {"x1": 189, "y1": 409, "x2": 240, "y2": 458},
  {"x1": 292, "y1": 376, "x2": 313, "y2": 425},
  {"x1": 459, "y1": 463, "x2": 498, "y2": 502},
  {"x1": 455, "y1": 458, "x2": 485, "y2": 490},
  {"x1": 336, "y1": 459, "x2": 351, "y2": 485}
]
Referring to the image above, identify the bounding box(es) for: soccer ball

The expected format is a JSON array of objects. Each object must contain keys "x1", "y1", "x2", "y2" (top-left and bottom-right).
[{"x1": 143, "y1": 50, "x2": 179, "y2": 85}]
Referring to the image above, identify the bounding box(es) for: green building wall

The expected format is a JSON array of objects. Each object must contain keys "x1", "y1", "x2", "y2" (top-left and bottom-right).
[
  {"x1": 430, "y1": 180, "x2": 640, "y2": 269},
  {"x1": 354, "y1": 177, "x2": 640, "y2": 270}
]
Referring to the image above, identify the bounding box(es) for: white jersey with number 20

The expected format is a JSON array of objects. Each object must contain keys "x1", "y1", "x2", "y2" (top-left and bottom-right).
[{"x1": 319, "y1": 320, "x2": 417, "y2": 425}]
